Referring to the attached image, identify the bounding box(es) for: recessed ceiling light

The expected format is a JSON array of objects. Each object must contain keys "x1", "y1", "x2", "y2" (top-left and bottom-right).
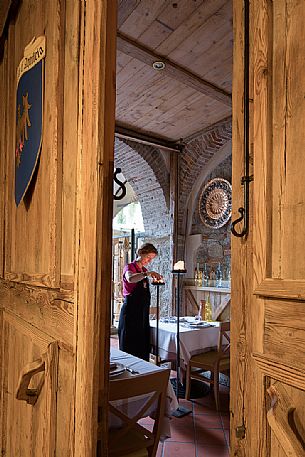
[{"x1": 152, "y1": 61, "x2": 165, "y2": 70}]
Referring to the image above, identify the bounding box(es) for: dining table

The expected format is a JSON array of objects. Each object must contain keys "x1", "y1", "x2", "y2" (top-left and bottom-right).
[
  {"x1": 150, "y1": 317, "x2": 220, "y2": 369},
  {"x1": 109, "y1": 347, "x2": 178, "y2": 440}
]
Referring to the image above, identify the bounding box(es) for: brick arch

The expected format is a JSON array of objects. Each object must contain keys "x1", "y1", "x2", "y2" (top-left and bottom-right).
[
  {"x1": 185, "y1": 141, "x2": 232, "y2": 236},
  {"x1": 178, "y1": 118, "x2": 232, "y2": 235},
  {"x1": 114, "y1": 138, "x2": 170, "y2": 236},
  {"x1": 120, "y1": 139, "x2": 170, "y2": 208}
]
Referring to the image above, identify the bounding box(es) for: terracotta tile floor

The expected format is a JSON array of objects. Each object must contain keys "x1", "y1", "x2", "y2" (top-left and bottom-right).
[
  {"x1": 110, "y1": 335, "x2": 230, "y2": 456},
  {"x1": 156, "y1": 386, "x2": 230, "y2": 457}
]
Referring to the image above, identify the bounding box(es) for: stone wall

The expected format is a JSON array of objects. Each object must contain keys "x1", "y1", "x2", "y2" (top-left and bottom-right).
[
  {"x1": 140, "y1": 235, "x2": 171, "y2": 316},
  {"x1": 114, "y1": 138, "x2": 170, "y2": 237}
]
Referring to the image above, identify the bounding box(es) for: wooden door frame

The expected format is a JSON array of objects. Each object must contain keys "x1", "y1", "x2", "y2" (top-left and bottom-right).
[
  {"x1": 74, "y1": 1, "x2": 116, "y2": 455},
  {"x1": 231, "y1": 0, "x2": 252, "y2": 455}
]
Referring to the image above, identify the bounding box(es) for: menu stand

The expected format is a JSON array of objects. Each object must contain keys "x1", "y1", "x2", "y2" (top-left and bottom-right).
[
  {"x1": 171, "y1": 269, "x2": 192, "y2": 418},
  {"x1": 151, "y1": 281, "x2": 165, "y2": 365}
]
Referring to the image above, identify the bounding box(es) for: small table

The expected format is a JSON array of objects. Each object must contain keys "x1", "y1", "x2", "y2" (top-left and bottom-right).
[
  {"x1": 150, "y1": 318, "x2": 220, "y2": 369},
  {"x1": 110, "y1": 348, "x2": 178, "y2": 440}
]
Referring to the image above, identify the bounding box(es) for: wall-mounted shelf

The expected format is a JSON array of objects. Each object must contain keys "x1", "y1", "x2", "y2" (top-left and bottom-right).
[{"x1": 185, "y1": 285, "x2": 231, "y2": 294}]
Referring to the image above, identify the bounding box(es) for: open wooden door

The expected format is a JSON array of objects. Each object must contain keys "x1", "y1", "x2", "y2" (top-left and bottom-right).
[
  {"x1": 0, "y1": 1, "x2": 116, "y2": 455},
  {"x1": 232, "y1": 1, "x2": 305, "y2": 456}
]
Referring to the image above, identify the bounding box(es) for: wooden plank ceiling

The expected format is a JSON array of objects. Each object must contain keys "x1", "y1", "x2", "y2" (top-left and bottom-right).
[{"x1": 116, "y1": 0, "x2": 232, "y2": 143}]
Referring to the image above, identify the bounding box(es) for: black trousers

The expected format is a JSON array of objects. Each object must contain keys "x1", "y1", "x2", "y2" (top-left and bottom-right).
[{"x1": 118, "y1": 280, "x2": 150, "y2": 361}]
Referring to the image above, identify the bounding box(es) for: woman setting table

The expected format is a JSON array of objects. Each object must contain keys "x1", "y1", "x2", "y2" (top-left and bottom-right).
[{"x1": 118, "y1": 243, "x2": 162, "y2": 361}]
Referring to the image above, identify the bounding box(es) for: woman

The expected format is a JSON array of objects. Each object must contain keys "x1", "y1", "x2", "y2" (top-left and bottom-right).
[{"x1": 118, "y1": 243, "x2": 162, "y2": 361}]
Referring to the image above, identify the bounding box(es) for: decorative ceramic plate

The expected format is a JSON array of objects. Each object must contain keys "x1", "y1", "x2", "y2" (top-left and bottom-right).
[{"x1": 199, "y1": 178, "x2": 232, "y2": 228}]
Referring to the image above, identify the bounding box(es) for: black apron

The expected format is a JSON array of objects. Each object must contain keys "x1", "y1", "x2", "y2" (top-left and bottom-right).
[{"x1": 118, "y1": 276, "x2": 151, "y2": 361}]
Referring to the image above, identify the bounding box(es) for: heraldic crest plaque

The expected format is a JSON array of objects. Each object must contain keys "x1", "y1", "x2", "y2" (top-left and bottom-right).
[
  {"x1": 15, "y1": 36, "x2": 45, "y2": 206},
  {"x1": 199, "y1": 178, "x2": 232, "y2": 229}
]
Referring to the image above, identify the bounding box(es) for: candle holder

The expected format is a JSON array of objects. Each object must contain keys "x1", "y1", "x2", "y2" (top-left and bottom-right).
[
  {"x1": 171, "y1": 269, "x2": 192, "y2": 418},
  {"x1": 151, "y1": 281, "x2": 165, "y2": 365}
]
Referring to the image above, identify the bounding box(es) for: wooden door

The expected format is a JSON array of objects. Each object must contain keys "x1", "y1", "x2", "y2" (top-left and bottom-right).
[
  {"x1": 0, "y1": 1, "x2": 116, "y2": 455},
  {"x1": 232, "y1": 1, "x2": 305, "y2": 456}
]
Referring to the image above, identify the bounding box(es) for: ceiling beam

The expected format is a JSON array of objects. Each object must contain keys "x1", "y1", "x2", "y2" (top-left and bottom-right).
[
  {"x1": 115, "y1": 124, "x2": 184, "y2": 153},
  {"x1": 117, "y1": 32, "x2": 232, "y2": 107}
]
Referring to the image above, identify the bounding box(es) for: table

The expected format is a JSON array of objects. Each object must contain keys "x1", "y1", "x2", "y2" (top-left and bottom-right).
[
  {"x1": 110, "y1": 348, "x2": 178, "y2": 440},
  {"x1": 150, "y1": 319, "x2": 220, "y2": 369}
]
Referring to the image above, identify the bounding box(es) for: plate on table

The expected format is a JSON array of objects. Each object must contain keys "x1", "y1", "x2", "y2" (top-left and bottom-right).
[
  {"x1": 109, "y1": 362, "x2": 125, "y2": 378},
  {"x1": 162, "y1": 317, "x2": 187, "y2": 323},
  {"x1": 188, "y1": 321, "x2": 210, "y2": 327}
]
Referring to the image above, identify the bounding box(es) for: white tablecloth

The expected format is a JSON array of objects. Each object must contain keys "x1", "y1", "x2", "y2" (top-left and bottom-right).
[
  {"x1": 150, "y1": 319, "x2": 220, "y2": 368},
  {"x1": 110, "y1": 348, "x2": 178, "y2": 440}
]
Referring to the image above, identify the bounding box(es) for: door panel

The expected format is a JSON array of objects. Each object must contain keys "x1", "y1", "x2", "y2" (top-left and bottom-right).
[
  {"x1": 0, "y1": 2, "x2": 72, "y2": 452},
  {"x1": 260, "y1": 0, "x2": 305, "y2": 281},
  {"x1": 1, "y1": 313, "x2": 75, "y2": 457},
  {"x1": 232, "y1": 0, "x2": 305, "y2": 456},
  {"x1": 267, "y1": 381, "x2": 305, "y2": 457},
  {"x1": 4, "y1": 0, "x2": 63, "y2": 289},
  {"x1": 264, "y1": 301, "x2": 305, "y2": 366},
  {"x1": 0, "y1": 0, "x2": 116, "y2": 455},
  {"x1": 2, "y1": 312, "x2": 57, "y2": 456}
]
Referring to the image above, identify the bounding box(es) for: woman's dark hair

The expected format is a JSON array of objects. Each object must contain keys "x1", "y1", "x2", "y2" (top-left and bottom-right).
[{"x1": 137, "y1": 243, "x2": 158, "y2": 256}]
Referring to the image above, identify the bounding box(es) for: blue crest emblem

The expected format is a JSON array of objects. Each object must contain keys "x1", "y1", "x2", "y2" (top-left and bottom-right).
[{"x1": 15, "y1": 36, "x2": 45, "y2": 206}]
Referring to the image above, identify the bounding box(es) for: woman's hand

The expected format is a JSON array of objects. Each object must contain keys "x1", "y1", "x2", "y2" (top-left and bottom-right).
[{"x1": 147, "y1": 271, "x2": 162, "y2": 280}]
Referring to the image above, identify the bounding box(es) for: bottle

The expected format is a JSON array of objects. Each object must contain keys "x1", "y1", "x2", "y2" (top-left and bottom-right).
[
  {"x1": 198, "y1": 269, "x2": 203, "y2": 287},
  {"x1": 205, "y1": 297, "x2": 213, "y2": 321},
  {"x1": 210, "y1": 268, "x2": 216, "y2": 286},
  {"x1": 195, "y1": 302, "x2": 202, "y2": 320},
  {"x1": 227, "y1": 266, "x2": 231, "y2": 285},
  {"x1": 216, "y1": 263, "x2": 223, "y2": 288},
  {"x1": 194, "y1": 267, "x2": 198, "y2": 286},
  {"x1": 200, "y1": 300, "x2": 206, "y2": 320},
  {"x1": 203, "y1": 263, "x2": 208, "y2": 287}
]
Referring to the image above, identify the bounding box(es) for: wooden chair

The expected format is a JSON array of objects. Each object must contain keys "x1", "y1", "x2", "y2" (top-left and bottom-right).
[
  {"x1": 107, "y1": 369, "x2": 170, "y2": 457},
  {"x1": 217, "y1": 299, "x2": 231, "y2": 322},
  {"x1": 185, "y1": 321, "x2": 230, "y2": 410}
]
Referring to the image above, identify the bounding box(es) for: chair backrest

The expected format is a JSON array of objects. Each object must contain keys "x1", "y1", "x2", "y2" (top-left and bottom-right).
[
  {"x1": 217, "y1": 321, "x2": 230, "y2": 356},
  {"x1": 217, "y1": 299, "x2": 231, "y2": 322},
  {"x1": 108, "y1": 369, "x2": 170, "y2": 456}
]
